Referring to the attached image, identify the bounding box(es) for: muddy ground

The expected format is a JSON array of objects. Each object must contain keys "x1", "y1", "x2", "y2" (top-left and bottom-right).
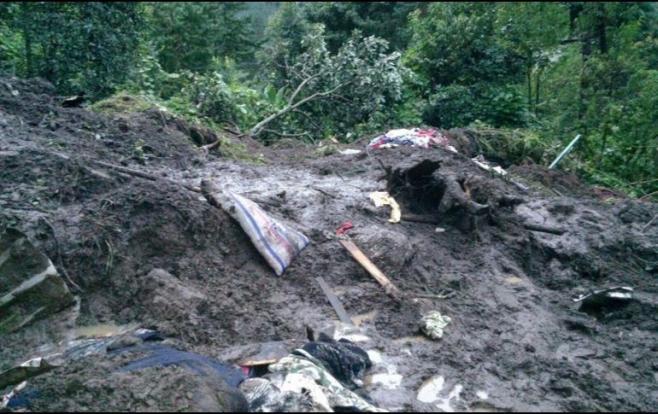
[{"x1": 1, "y1": 76, "x2": 657, "y2": 412}]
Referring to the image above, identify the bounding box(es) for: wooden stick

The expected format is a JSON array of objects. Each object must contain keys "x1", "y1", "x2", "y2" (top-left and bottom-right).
[
  {"x1": 401, "y1": 214, "x2": 440, "y2": 224},
  {"x1": 316, "y1": 277, "x2": 354, "y2": 325},
  {"x1": 338, "y1": 238, "x2": 402, "y2": 302}
]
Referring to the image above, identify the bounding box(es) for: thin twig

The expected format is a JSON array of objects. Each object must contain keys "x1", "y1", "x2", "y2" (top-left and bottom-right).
[
  {"x1": 642, "y1": 215, "x2": 657, "y2": 233},
  {"x1": 40, "y1": 217, "x2": 83, "y2": 292}
]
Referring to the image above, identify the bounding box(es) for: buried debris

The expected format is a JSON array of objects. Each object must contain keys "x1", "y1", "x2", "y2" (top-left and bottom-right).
[
  {"x1": 419, "y1": 311, "x2": 451, "y2": 340},
  {"x1": 240, "y1": 343, "x2": 382, "y2": 412},
  {"x1": 298, "y1": 332, "x2": 372, "y2": 389},
  {"x1": 369, "y1": 191, "x2": 402, "y2": 223},
  {"x1": 573, "y1": 286, "x2": 635, "y2": 317},
  {"x1": 3, "y1": 328, "x2": 250, "y2": 412},
  {"x1": 0, "y1": 228, "x2": 76, "y2": 334},
  {"x1": 201, "y1": 180, "x2": 310, "y2": 276}
]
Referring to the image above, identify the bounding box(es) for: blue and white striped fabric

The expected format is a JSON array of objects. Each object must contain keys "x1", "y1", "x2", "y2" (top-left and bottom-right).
[{"x1": 227, "y1": 191, "x2": 310, "y2": 276}]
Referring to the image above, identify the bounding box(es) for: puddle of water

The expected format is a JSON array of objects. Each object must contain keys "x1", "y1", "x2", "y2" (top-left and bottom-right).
[
  {"x1": 435, "y1": 383, "x2": 463, "y2": 412},
  {"x1": 417, "y1": 375, "x2": 445, "y2": 403},
  {"x1": 369, "y1": 372, "x2": 403, "y2": 389},
  {"x1": 392, "y1": 335, "x2": 430, "y2": 344},
  {"x1": 367, "y1": 349, "x2": 383, "y2": 365},
  {"x1": 75, "y1": 322, "x2": 138, "y2": 339},
  {"x1": 476, "y1": 390, "x2": 489, "y2": 400},
  {"x1": 333, "y1": 323, "x2": 370, "y2": 343},
  {"x1": 353, "y1": 310, "x2": 378, "y2": 327},
  {"x1": 504, "y1": 276, "x2": 523, "y2": 285}
]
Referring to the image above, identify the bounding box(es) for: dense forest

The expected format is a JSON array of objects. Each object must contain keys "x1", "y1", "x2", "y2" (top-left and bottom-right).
[{"x1": 1, "y1": 2, "x2": 656, "y2": 197}]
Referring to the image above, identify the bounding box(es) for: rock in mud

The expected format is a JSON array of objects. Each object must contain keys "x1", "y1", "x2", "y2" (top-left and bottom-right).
[{"x1": 0, "y1": 228, "x2": 75, "y2": 334}]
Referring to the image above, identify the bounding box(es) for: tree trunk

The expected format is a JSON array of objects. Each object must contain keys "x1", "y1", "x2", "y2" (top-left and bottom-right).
[
  {"x1": 596, "y1": 3, "x2": 608, "y2": 54},
  {"x1": 526, "y1": 51, "x2": 533, "y2": 112},
  {"x1": 20, "y1": 3, "x2": 33, "y2": 77},
  {"x1": 534, "y1": 68, "x2": 541, "y2": 115}
]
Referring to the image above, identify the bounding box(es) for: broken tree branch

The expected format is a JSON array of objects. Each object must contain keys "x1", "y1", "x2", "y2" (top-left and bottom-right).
[{"x1": 249, "y1": 81, "x2": 351, "y2": 137}]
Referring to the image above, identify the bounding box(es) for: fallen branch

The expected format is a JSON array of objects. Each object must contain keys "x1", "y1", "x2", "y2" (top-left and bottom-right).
[
  {"x1": 249, "y1": 81, "x2": 350, "y2": 137},
  {"x1": 523, "y1": 222, "x2": 566, "y2": 235},
  {"x1": 200, "y1": 139, "x2": 222, "y2": 152}
]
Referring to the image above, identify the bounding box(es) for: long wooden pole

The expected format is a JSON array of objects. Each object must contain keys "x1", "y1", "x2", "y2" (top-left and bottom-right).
[{"x1": 338, "y1": 238, "x2": 402, "y2": 302}]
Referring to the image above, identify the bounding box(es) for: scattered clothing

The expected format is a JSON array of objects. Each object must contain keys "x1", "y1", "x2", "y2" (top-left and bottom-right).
[
  {"x1": 241, "y1": 352, "x2": 384, "y2": 412},
  {"x1": 573, "y1": 286, "x2": 635, "y2": 317},
  {"x1": 369, "y1": 191, "x2": 402, "y2": 223},
  {"x1": 367, "y1": 128, "x2": 451, "y2": 150},
  {"x1": 298, "y1": 333, "x2": 372, "y2": 389},
  {"x1": 420, "y1": 311, "x2": 451, "y2": 340}
]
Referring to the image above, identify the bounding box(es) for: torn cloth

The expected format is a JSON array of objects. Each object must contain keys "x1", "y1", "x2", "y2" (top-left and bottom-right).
[
  {"x1": 367, "y1": 128, "x2": 451, "y2": 150},
  {"x1": 241, "y1": 352, "x2": 384, "y2": 412},
  {"x1": 298, "y1": 333, "x2": 372, "y2": 389}
]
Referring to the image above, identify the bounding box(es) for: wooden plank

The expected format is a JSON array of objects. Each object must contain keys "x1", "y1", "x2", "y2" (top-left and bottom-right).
[
  {"x1": 338, "y1": 238, "x2": 403, "y2": 302},
  {"x1": 316, "y1": 276, "x2": 354, "y2": 325}
]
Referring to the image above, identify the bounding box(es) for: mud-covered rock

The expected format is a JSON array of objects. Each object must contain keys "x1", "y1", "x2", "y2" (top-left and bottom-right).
[{"x1": 0, "y1": 228, "x2": 75, "y2": 334}]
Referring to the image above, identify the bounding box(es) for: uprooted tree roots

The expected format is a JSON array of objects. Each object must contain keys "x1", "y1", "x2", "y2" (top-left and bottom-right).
[{"x1": 383, "y1": 159, "x2": 490, "y2": 232}]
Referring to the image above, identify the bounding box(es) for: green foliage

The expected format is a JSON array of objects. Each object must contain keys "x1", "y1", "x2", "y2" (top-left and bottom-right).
[
  {"x1": 467, "y1": 121, "x2": 551, "y2": 167},
  {"x1": 146, "y1": 2, "x2": 256, "y2": 74},
  {"x1": 90, "y1": 91, "x2": 157, "y2": 115},
  {"x1": 304, "y1": 2, "x2": 420, "y2": 52},
  {"x1": 405, "y1": 2, "x2": 527, "y2": 129},
  {"x1": 2, "y1": 1, "x2": 656, "y2": 198},
  {"x1": 0, "y1": 2, "x2": 143, "y2": 99}
]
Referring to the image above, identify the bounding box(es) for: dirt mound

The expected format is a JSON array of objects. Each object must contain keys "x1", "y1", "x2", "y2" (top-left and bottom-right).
[{"x1": 1, "y1": 76, "x2": 657, "y2": 412}]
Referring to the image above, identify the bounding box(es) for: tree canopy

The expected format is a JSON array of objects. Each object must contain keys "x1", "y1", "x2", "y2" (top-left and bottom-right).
[{"x1": 0, "y1": 1, "x2": 655, "y2": 197}]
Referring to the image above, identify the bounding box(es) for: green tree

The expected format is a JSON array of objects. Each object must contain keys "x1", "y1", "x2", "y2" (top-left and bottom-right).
[
  {"x1": 304, "y1": 2, "x2": 421, "y2": 52},
  {"x1": 1, "y1": 2, "x2": 143, "y2": 99},
  {"x1": 405, "y1": 2, "x2": 526, "y2": 128},
  {"x1": 147, "y1": 2, "x2": 256, "y2": 74}
]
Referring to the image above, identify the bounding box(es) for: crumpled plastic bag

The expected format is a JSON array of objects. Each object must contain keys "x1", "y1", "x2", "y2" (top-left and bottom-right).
[
  {"x1": 419, "y1": 311, "x2": 451, "y2": 340},
  {"x1": 369, "y1": 192, "x2": 401, "y2": 223}
]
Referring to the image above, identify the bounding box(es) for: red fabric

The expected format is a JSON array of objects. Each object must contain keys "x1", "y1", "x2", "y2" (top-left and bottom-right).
[{"x1": 336, "y1": 221, "x2": 354, "y2": 236}]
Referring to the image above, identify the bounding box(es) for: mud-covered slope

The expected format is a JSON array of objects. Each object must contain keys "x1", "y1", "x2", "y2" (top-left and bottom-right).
[{"x1": 1, "y1": 76, "x2": 657, "y2": 412}]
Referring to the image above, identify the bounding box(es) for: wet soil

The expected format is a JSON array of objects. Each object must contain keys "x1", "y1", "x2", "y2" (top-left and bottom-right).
[{"x1": 1, "y1": 76, "x2": 657, "y2": 411}]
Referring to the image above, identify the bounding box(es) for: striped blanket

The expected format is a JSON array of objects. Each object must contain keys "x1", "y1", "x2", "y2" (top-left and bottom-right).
[{"x1": 224, "y1": 191, "x2": 310, "y2": 276}]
